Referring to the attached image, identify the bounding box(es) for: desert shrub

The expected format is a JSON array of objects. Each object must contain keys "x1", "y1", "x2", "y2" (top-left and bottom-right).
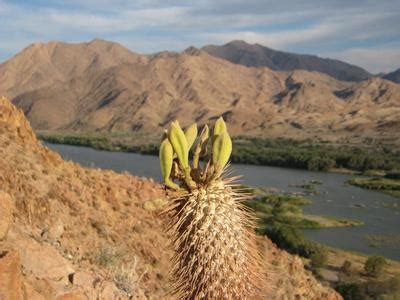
[
  {"x1": 93, "y1": 246, "x2": 120, "y2": 268},
  {"x1": 336, "y1": 274, "x2": 400, "y2": 299},
  {"x1": 309, "y1": 245, "x2": 328, "y2": 269},
  {"x1": 113, "y1": 258, "x2": 139, "y2": 295},
  {"x1": 363, "y1": 276, "x2": 400, "y2": 299},
  {"x1": 364, "y1": 255, "x2": 387, "y2": 277},
  {"x1": 335, "y1": 282, "x2": 364, "y2": 300},
  {"x1": 387, "y1": 275, "x2": 400, "y2": 291},
  {"x1": 341, "y1": 260, "x2": 353, "y2": 276}
]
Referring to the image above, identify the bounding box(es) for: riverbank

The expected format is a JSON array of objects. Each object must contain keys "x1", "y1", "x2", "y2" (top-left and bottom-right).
[
  {"x1": 348, "y1": 177, "x2": 400, "y2": 198},
  {"x1": 37, "y1": 130, "x2": 400, "y2": 174},
  {"x1": 301, "y1": 214, "x2": 364, "y2": 228},
  {"x1": 315, "y1": 246, "x2": 400, "y2": 299},
  {"x1": 245, "y1": 188, "x2": 400, "y2": 298},
  {"x1": 324, "y1": 246, "x2": 400, "y2": 278},
  {"x1": 244, "y1": 190, "x2": 363, "y2": 259}
]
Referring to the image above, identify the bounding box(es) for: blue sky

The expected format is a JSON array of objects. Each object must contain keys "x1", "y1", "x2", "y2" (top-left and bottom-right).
[{"x1": 1, "y1": 0, "x2": 399, "y2": 73}]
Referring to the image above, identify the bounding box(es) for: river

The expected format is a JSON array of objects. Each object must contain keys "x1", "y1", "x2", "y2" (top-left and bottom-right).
[{"x1": 46, "y1": 143, "x2": 400, "y2": 261}]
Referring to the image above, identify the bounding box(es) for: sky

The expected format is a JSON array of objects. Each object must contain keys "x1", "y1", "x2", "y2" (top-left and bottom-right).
[{"x1": 1, "y1": 0, "x2": 399, "y2": 73}]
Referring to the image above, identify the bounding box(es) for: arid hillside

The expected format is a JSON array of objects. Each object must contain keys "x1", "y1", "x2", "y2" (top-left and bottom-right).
[
  {"x1": 0, "y1": 96, "x2": 342, "y2": 299},
  {"x1": 0, "y1": 39, "x2": 399, "y2": 143}
]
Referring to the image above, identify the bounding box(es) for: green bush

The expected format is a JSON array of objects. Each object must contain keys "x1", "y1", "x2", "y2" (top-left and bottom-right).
[
  {"x1": 335, "y1": 283, "x2": 364, "y2": 300},
  {"x1": 336, "y1": 274, "x2": 400, "y2": 299},
  {"x1": 309, "y1": 245, "x2": 328, "y2": 269},
  {"x1": 341, "y1": 260, "x2": 353, "y2": 276},
  {"x1": 387, "y1": 275, "x2": 400, "y2": 291},
  {"x1": 364, "y1": 255, "x2": 387, "y2": 277}
]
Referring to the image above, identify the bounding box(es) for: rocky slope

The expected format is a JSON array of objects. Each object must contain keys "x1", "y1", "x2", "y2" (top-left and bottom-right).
[
  {"x1": 203, "y1": 40, "x2": 371, "y2": 82},
  {"x1": 0, "y1": 96, "x2": 341, "y2": 299},
  {"x1": 0, "y1": 96, "x2": 170, "y2": 299},
  {"x1": 0, "y1": 40, "x2": 399, "y2": 143}
]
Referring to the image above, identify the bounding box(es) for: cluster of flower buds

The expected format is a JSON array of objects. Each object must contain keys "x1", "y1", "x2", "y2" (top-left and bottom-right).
[{"x1": 159, "y1": 117, "x2": 232, "y2": 190}]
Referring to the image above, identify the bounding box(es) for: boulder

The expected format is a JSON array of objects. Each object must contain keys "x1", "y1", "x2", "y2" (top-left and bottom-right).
[
  {"x1": 56, "y1": 291, "x2": 86, "y2": 300},
  {"x1": 6, "y1": 229, "x2": 75, "y2": 285},
  {"x1": 0, "y1": 191, "x2": 13, "y2": 240},
  {"x1": 0, "y1": 250, "x2": 24, "y2": 300},
  {"x1": 47, "y1": 219, "x2": 65, "y2": 242}
]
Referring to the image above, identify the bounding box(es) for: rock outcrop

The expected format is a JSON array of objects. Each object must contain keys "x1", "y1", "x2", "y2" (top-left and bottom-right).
[{"x1": 0, "y1": 96, "x2": 342, "y2": 299}]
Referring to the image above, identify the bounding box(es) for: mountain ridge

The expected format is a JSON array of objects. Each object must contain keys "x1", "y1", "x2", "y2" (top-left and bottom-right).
[
  {"x1": 1, "y1": 39, "x2": 399, "y2": 144},
  {"x1": 383, "y1": 68, "x2": 400, "y2": 83},
  {"x1": 203, "y1": 40, "x2": 372, "y2": 82}
]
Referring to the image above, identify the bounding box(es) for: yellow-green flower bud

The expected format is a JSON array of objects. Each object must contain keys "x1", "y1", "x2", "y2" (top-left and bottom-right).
[
  {"x1": 185, "y1": 123, "x2": 198, "y2": 151},
  {"x1": 213, "y1": 117, "x2": 227, "y2": 138},
  {"x1": 168, "y1": 121, "x2": 189, "y2": 169},
  {"x1": 159, "y1": 138, "x2": 174, "y2": 181},
  {"x1": 212, "y1": 132, "x2": 232, "y2": 172},
  {"x1": 198, "y1": 124, "x2": 209, "y2": 145},
  {"x1": 192, "y1": 124, "x2": 209, "y2": 169},
  {"x1": 159, "y1": 138, "x2": 180, "y2": 190}
]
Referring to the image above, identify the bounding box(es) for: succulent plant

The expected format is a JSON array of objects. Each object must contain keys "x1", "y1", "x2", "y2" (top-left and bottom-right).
[{"x1": 159, "y1": 117, "x2": 262, "y2": 299}]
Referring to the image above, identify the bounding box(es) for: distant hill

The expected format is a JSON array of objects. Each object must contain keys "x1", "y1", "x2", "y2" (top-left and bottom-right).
[
  {"x1": 0, "y1": 39, "x2": 399, "y2": 144},
  {"x1": 203, "y1": 40, "x2": 371, "y2": 82},
  {"x1": 383, "y1": 68, "x2": 400, "y2": 83},
  {"x1": 0, "y1": 38, "x2": 146, "y2": 99}
]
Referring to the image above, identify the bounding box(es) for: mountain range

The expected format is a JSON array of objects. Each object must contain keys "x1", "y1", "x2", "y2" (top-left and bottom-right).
[
  {"x1": 0, "y1": 39, "x2": 399, "y2": 143},
  {"x1": 383, "y1": 68, "x2": 400, "y2": 83},
  {"x1": 203, "y1": 40, "x2": 372, "y2": 82}
]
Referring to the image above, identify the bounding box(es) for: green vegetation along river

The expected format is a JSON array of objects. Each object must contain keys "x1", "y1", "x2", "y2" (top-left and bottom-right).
[{"x1": 39, "y1": 132, "x2": 400, "y2": 172}]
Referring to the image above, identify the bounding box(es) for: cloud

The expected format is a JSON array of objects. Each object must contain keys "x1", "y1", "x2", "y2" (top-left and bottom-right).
[
  {"x1": 0, "y1": 0, "x2": 14, "y2": 14},
  {"x1": 0, "y1": 0, "x2": 399, "y2": 72},
  {"x1": 46, "y1": 7, "x2": 189, "y2": 33},
  {"x1": 201, "y1": 11, "x2": 399, "y2": 49},
  {"x1": 330, "y1": 46, "x2": 400, "y2": 74},
  {"x1": 2, "y1": 6, "x2": 189, "y2": 35}
]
